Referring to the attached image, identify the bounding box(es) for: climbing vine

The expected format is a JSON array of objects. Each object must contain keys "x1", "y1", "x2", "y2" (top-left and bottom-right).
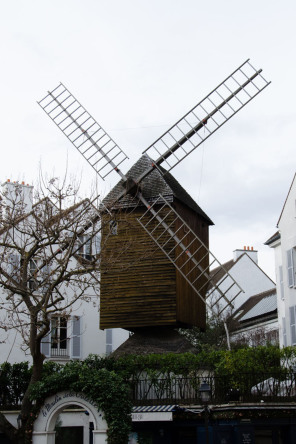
[{"x1": 30, "y1": 361, "x2": 132, "y2": 444}]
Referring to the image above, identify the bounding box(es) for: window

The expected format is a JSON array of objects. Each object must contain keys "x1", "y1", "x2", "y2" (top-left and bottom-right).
[
  {"x1": 51, "y1": 317, "x2": 68, "y2": 357},
  {"x1": 77, "y1": 234, "x2": 100, "y2": 260},
  {"x1": 289, "y1": 306, "x2": 296, "y2": 345},
  {"x1": 41, "y1": 316, "x2": 81, "y2": 359},
  {"x1": 287, "y1": 248, "x2": 296, "y2": 288},
  {"x1": 28, "y1": 259, "x2": 51, "y2": 293},
  {"x1": 266, "y1": 329, "x2": 279, "y2": 345},
  {"x1": 109, "y1": 220, "x2": 118, "y2": 235}
]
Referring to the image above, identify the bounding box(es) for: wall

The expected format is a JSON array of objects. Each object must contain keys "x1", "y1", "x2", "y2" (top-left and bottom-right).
[
  {"x1": 276, "y1": 175, "x2": 296, "y2": 347},
  {"x1": 210, "y1": 253, "x2": 275, "y2": 314}
]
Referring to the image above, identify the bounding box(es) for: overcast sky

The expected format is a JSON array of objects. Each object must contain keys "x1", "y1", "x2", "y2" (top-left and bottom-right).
[{"x1": 0, "y1": 0, "x2": 295, "y2": 280}]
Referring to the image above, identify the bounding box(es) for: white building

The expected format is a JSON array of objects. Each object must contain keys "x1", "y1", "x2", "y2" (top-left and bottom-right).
[
  {"x1": 208, "y1": 246, "x2": 276, "y2": 313},
  {"x1": 265, "y1": 173, "x2": 296, "y2": 348},
  {"x1": 231, "y1": 287, "x2": 278, "y2": 346},
  {"x1": 0, "y1": 180, "x2": 128, "y2": 365}
]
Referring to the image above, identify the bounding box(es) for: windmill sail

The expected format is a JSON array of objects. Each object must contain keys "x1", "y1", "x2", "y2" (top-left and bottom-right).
[
  {"x1": 142, "y1": 59, "x2": 270, "y2": 173},
  {"x1": 38, "y1": 83, "x2": 128, "y2": 181},
  {"x1": 137, "y1": 194, "x2": 243, "y2": 315}
]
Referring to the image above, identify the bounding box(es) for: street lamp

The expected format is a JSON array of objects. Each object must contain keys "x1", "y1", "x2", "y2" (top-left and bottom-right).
[
  {"x1": 199, "y1": 380, "x2": 211, "y2": 444},
  {"x1": 17, "y1": 413, "x2": 22, "y2": 429}
]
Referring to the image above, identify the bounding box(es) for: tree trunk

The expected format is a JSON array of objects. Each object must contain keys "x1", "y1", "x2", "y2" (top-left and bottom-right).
[{"x1": 19, "y1": 319, "x2": 45, "y2": 442}]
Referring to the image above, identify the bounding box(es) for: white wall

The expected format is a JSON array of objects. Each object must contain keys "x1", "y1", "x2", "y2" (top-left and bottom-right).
[
  {"x1": 273, "y1": 175, "x2": 296, "y2": 347},
  {"x1": 210, "y1": 252, "x2": 275, "y2": 314},
  {"x1": 0, "y1": 288, "x2": 129, "y2": 364}
]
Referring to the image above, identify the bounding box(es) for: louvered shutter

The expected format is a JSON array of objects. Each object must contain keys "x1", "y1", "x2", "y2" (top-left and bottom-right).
[
  {"x1": 293, "y1": 249, "x2": 296, "y2": 286},
  {"x1": 41, "y1": 263, "x2": 51, "y2": 294},
  {"x1": 41, "y1": 331, "x2": 51, "y2": 357},
  {"x1": 71, "y1": 316, "x2": 81, "y2": 358},
  {"x1": 94, "y1": 234, "x2": 101, "y2": 255},
  {"x1": 106, "y1": 329, "x2": 113, "y2": 355},
  {"x1": 289, "y1": 306, "x2": 296, "y2": 345},
  {"x1": 287, "y1": 249, "x2": 294, "y2": 287},
  {"x1": 9, "y1": 254, "x2": 20, "y2": 282}
]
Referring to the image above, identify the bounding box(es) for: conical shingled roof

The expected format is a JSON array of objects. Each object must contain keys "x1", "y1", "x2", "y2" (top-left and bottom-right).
[
  {"x1": 103, "y1": 154, "x2": 213, "y2": 225},
  {"x1": 111, "y1": 328, "x2": 197, "y2": 358}
]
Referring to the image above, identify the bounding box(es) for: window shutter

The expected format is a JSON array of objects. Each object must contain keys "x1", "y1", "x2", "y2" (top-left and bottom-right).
[
  {"x1": 106, "y1": 329, "x2": 113, "y2": 355},
  {"x1": 287, "y1": 249, "x2": 294, "y2": 287},
  {"x1": 41, "y1": 331, "x2": 51, "y2": 357},
  {"x1": 95, "y1": 234, "x2": 101, "y2": 255},
  {"x1": 72, "y1": 316, "x2": 81, "y2": 358},
  {"x1": 9, "y1": 254, "x2": 20, "y2": 282},
  {"x1": 293, "y1": 249, "x2": 296, "y2": 286},
  {"x1": 41, "y1": 263, "x2": 51, "y2": 294},
  {"x1": 290, "y1": 306, "x2": 296, "y2": 345}
]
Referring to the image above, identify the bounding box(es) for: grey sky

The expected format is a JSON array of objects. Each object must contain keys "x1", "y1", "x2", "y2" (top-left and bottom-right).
[{"x1": 0, "y1": 0, "x2": 295, "y2": 279}]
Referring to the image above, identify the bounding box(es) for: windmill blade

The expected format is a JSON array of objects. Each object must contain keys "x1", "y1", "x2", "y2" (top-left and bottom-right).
[
  {"x1": 142, "y1": 59, "x2": 270, "y2": 173},
  {"x1": 137, "y1": 194, "x2": 244, "y2": 315},
  {"x1": 38, "y1": 83, "x2": 128, "y2": 181}
]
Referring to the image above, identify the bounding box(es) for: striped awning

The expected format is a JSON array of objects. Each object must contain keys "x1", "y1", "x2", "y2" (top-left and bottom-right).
[{"x1": 132, "y1": 405, "x2": 177, "y2": 422}]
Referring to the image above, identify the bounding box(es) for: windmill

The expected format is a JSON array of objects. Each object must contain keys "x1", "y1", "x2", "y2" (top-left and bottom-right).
[{"x1": 38, "y1": 59, "x2": 270, "y2": 335}]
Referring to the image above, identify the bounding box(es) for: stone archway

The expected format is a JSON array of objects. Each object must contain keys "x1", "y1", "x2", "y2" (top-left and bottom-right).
[{"x1": 32, "y1": 391, "x2": 107, "y2": 444}]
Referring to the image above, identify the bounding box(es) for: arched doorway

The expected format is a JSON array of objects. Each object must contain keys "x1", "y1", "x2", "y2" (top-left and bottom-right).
[{"x1": 32, "y1": 391, "x2": 107, "y2": 444}]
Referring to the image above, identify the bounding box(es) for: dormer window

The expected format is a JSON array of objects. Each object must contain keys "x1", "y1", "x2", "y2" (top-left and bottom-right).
[{"x1": 109, "y1": 220, "x2": 118, "y2": 235}]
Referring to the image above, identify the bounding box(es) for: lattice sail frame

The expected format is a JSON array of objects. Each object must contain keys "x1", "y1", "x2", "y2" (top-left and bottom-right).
[
  {"x1": 137, "y1": 195, "x2": 244, "y2": 315},
  {"x1": 38, "y1": 83, "x2": 129, "y2": 180},
  {"x1": 143, "y1": 59, "x2": 270, "y2": 173}
]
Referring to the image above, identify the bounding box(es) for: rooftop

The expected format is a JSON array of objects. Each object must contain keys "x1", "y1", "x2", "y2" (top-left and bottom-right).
[{"x1": 103, "y1": 154, "x2": 213, "y2": 224}]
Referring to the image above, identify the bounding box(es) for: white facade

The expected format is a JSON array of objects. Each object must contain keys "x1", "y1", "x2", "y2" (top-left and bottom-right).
[
  {"x1": 0, "y1": 181, "x2": 129, "y2": 365},
  {"x1": 266, "y1": 173, "x2": 296, "y2": 348},
  {"x1": 208, "y1": 247, "x2": 275, "y2": 314}
]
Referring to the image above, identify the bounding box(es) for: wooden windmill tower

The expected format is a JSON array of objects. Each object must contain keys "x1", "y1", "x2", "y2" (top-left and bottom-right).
[{"x1": 38, "y1": 59, "x2": 270, "y2": 336}]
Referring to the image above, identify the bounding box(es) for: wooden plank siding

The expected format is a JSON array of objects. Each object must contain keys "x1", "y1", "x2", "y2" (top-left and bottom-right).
[
  {"x1": 174, "y1": 200, "x2": 208, "y2": 330},
  {"x1": 100, "y1": 206, "x2": 177, "y2": 330},
  {"x1": 100, "y1": 199, "x2": 209, "y2": 331}
]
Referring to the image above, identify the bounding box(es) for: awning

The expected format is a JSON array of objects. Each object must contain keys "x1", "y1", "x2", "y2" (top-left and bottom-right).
[{"x1": 132, "y1": 405, "x2": 177, "y2": 422}]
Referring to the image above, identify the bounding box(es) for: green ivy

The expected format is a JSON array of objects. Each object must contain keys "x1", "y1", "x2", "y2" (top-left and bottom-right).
[{"x1": 30, "y1": 361, "x2": 132, "y2": 444}]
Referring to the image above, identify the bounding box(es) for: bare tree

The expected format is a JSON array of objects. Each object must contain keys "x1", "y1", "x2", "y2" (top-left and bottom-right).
[
  {"x1": 230, "y1": 326, "x2": 279, "y2": 348},
  {"x1": 0, "y1": 177, "x2": 102, "y2": 443}
]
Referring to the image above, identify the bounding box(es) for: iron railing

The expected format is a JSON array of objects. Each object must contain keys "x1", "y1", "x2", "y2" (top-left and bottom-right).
[
  {"x1": 50, "y1": 346, "x2": 69, "y2": 358},
  {"x1": 131, "y1": 372, "x2": 296, "y2": 405},
  {"x1": 1, "y1": 371, "x2": 296, "y2": 410}
]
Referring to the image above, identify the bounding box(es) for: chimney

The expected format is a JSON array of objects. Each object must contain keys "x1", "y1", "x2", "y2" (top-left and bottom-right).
[
  {"x1": 2, "y1": 180, "x2": 34, "y2": 216},
  {"x1": 233, "y1": 246, "x2": 258, "y2": 264}
]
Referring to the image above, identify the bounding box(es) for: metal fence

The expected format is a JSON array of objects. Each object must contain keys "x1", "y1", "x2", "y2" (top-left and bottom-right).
[
  {"x1": 2, "y1": 371, "x2": 296, "y2": 410},
  {"x1": 131, "y1": 372, "x2": 296, "y2": 405}
]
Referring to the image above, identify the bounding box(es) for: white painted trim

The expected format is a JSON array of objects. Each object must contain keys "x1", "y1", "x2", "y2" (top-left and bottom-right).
[{"x1": 33, "y1": 391, "x2": 107, "y2": 444}]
